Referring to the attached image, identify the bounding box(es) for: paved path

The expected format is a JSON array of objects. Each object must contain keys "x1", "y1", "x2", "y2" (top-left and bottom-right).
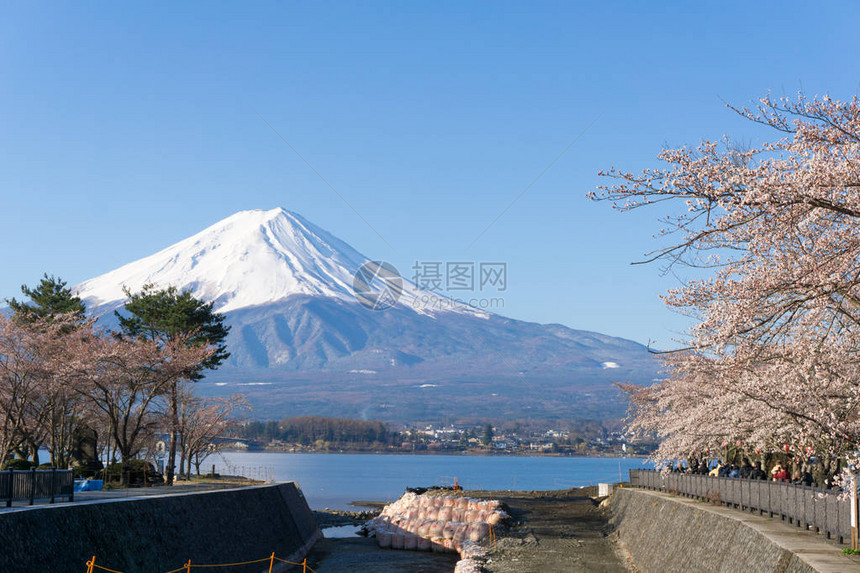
[
  {"x1": 634, "y1": 489, "x2": 860, "y2": 573},
  {"x1": 0, "y1": 481, "x2": 262, "y2": 512}
]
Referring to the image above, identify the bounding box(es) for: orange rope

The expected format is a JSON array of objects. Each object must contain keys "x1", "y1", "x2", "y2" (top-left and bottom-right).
[
  {"x1": 272, "y1": 556, "x2": 307, "y2": 566},
  {"x1": 86, "y1": 553, "x2": 318, "y2": 573},
  {"x1": 189, "y1": 557, "x2": 272, "y2": 568},
  {"x1": 91, "y1": 564, "x2": 125, "y2": 573},
  {"x1": 273, "y1": 556, "x2": 318, "y2": 572}
]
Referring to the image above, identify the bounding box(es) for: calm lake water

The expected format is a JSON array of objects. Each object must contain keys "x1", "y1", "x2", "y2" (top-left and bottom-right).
[{"x1": 214, "y1": 452, "x2": 650, "y2": 510}]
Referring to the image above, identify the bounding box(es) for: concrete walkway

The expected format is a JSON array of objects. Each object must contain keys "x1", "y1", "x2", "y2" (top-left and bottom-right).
[
  {"x1": 632, "y1": 489, "x2": 860, "y2": 573},
  {"x1": 0, "y1": 481, "x2": 264, "y2": 512}
]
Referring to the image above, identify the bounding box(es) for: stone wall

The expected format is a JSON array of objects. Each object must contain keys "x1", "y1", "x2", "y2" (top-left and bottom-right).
[
  {"x1": 0, "y1": 482, "x2": 321, "y2": 573},
  {"x1": 610, "y1": 488, "x2": 820, "y2": 573}
]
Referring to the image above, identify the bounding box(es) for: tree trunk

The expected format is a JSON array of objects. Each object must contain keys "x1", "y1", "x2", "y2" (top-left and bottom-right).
[{"x1": 165, "y1": 383, "x2": 179, "y2": 486}]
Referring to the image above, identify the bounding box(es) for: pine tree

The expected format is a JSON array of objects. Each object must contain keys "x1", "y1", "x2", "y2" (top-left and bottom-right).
[
  {"x1": 116, "y1": 284, "x2": 229, "y2": 377},
  {"x1": 482, "y1": 424, "x2": 494, "y2": 446},
  {"x1": 7, "y1": 274, "x2": 86, "y2": 324},
  {"x1": 115, "y1": 284, "x2": 230, "y2": 485}
]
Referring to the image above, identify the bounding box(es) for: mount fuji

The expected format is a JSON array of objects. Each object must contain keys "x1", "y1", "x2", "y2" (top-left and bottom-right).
[{"x1": 76, "y1": 208, "x2": 659, "y2": 422}]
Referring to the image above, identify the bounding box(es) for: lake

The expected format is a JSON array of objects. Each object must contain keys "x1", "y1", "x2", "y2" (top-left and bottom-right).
[{"x1": 214, "y1": 452, "x2": 650, "y2": 510}]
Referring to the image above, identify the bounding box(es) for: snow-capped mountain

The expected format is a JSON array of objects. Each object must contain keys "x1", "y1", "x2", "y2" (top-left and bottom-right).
[
  {"x1": 77, "y1": 207, "x2": 483, "y2": 318},
  {"x1": 75, "y1": 208, "x2": 659, "y2": 422}
]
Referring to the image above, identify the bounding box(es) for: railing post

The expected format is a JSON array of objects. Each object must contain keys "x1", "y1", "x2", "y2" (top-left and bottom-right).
[
  {"x1": 86, "y1": 556, "x2": 95, "y2": 573},
  {"x1": 5, "y1": 469, "x2": 12, "y2": 508},
  {"x1": 28, "y1": 467, "x2": 35, "y2": 506},
  {"x1": 851, "y1": 474, "x2": 859, "y2": 550},
  {"x1": 268, "y1": 552, "x2": 275, "y2": 573},
  {"x1": 50, "y1": 468, "x2": 56, "y2": 504}
]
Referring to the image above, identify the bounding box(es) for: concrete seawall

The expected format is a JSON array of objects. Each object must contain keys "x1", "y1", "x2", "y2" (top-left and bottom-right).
[
  {"x1": 0, "y1": 482, "x2": 322, "y2": 573},
  {"x1": 610, "y1": 487, "x2": 860, "y2": 573}
]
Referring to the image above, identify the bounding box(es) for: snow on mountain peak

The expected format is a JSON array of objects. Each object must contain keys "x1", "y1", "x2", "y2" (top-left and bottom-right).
[
  {"x1": 76, "y1": 208, "x2": 370, "y2": 312},
  {"x1": 75, "y1": 208, "x2": 487, "y2": 319}
]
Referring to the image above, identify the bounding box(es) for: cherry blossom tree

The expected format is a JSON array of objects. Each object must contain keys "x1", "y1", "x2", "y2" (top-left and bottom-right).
[
  {"x1": 0, "y1": 314, "x2": 49, "y2": 463},
  {"x1": 55, "y1": 325, "x2": 214, "y2": 476},
  {"x1": 591, "y1": 93, "x2": 860, "y2": 477},
  {"x1": 176, "y1": 388, "x2": 248, "y2": 478}
]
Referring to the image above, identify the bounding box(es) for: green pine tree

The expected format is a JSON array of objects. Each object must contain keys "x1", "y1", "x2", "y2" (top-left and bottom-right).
[
  {"x1": 482, "y1": 424, "x2": 494, "y2": 446},
  {"x1": 116, "y1": 284, "x2": 230, "y2": 376},
  {"x1": 7, "y1": 274, "x2": 86, "y2": 324},
  {"x1": 115, "y1": 284, "x2": 230, "y2": 485}
]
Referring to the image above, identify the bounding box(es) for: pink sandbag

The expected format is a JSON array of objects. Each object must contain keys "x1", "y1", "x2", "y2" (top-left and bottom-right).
[
  {"x1": 487, "y1": 511, "x2": 508, "y2": 525},
  {"x1": 442, "y1": 522, "x2": 456, "y2": 539},
  {"x1": 453, "y1": 523, "x2": 469, "y2": 543},
  {"x1": 426, "y1": 508, "x2": 439, "y2": 520},
  {"x1": 467, "y1": 500, "x2": 480, "y2": 511},
  {"x1": 391, "y1": 533, "x2": 404, "y2": 549},
  {"x1": 464, "y1": 510, "x2": 478, "y2": 523},
  {"x1": 456, "y1": 497, "x2": 469, "y2": 510},
  {"x1": 417, "y1": 520, "x2": 431, "y2": 538},
  {"x1": 438, "y1": 507, "x2": 453, "y2": 522},
  {"x1": 428, "y1": 521, "x2": 445, "y2": 537},
  {"x1": 417, "y1": 536, "x2": 432, "y2": 551},
  {"x1": 468, "y1": 522, "x2": 489, "y2": 542},
  {"x1": 433, "y1": 497, "x2": 444, "y2": 508},
  {"x1": 451, "y1": 508, "x2": 464, "y2": 521},
  {"x1": 404, "y1": 533, "x2": 418, "y2": 550},
  {"x1": 377, "y1": 530, "x2": 392, "y2": 548},
  {"x1": 443, "y1": 496, "x2": 455, "y2": 507}
]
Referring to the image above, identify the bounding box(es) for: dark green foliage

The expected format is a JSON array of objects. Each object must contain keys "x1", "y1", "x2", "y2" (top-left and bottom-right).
[
  {"x1": 115, "y1": 284, "x2": 230, "y2": 378},
  {"x1": 7, "y1": 274, "x2": 86, "y2": 324},
  {"x1": 103, "y1": 460, "x2": 161, "y2": 485},
  {"x1": 239, "y1": 417, "x2": 398, "y2": 447},
  {"x1": 482, "y1": 423, "x2": 494, "y2": 445},
  {"x1": 2, "y1": 459, "x2": 36, "y2": 470},
  {"x1": 73, "y1": 465, "x2": 99, "y2": 479}
]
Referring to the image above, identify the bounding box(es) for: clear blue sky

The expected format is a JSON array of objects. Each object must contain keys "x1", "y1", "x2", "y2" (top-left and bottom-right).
[{"x1": 2, "y1": 1, "x2": 859, "y2": 348}]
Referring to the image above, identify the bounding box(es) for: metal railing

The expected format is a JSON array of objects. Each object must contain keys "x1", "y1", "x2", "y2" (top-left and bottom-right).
[
  {"x1": 629, "y1": 468, "x2": 850, "y2": 544},
  {"x1": 0, "y1": 469, "x2": 75, "y2": 507}
]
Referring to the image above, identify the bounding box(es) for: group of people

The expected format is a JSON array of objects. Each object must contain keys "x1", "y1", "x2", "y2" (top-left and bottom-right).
[{"x1": 666, "y1": 459, "x2": 816, "y2": 487}]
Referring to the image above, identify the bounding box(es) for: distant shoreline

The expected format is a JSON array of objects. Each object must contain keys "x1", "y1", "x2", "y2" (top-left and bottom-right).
[{"x1": 222, "y1": 448, "x2": 648, "y2": 460}]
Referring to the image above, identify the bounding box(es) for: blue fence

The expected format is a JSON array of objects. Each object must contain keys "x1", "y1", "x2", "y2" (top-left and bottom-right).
[{"x1": 628, "y1": 468, "x2": 851, "y2": 544}]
